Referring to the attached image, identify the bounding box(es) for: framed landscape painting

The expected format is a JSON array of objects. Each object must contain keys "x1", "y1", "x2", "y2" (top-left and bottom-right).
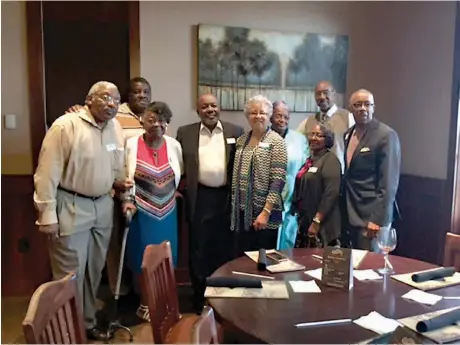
[{"x1": 197, "y1": 24, "x2": 349, "y2": 112}]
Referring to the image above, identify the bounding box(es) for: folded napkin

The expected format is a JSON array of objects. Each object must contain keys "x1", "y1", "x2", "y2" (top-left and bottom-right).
[
  {"x1": 353, "y1": 311, "x2": 401, "y2": 335},
  {"x1": 205, "y1": 277, "x2": 262, "y2": 288},
  {"x1": 402, "y1": 289, "x2": 442, "y2": 306},
  {"x1": 354, "y1": 269, "x2": 382, "y2": 281},
  {"x1": 416, "y1": 307, "x2": 460, "y2": 332},
  {"x1": 289, "y1": 280, "x2": 321, "y2": 293},
  {"x1": 412, "y1": 267, "x2": 456, "y2": 283}
]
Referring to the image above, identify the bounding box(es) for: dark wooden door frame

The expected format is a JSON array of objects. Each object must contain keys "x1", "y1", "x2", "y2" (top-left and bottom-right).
[
  {"x1": 25, "y1": 1, "x2": 140, "y2": 169},
  {"x1": 446, "y1": 2, "x2": 460, "y2": 238}
]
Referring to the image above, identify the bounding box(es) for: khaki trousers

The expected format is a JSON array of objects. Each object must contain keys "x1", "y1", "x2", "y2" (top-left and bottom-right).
[{"x1": 48, "y1": 190, "x2": 113, "y2": 328}]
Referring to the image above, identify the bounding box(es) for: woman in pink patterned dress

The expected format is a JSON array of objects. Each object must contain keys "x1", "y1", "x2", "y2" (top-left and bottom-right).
[{"x1": 123, "y1": 101, "x2": 183, "y2": 322}]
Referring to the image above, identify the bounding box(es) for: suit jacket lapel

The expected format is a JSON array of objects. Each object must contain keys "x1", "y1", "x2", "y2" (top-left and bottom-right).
[
  {"x1": 350, "y1": 120, "x2": 379, "y2": 164},
  {"x1": 344, "y1": 125, "x2": 354, "y2": 171},
  {"x1": 192, "y1": 122, "x2": 200, "y2": 166},
  {"x1": 222, "y1": 122, "x2": 232, "y2": 167}
]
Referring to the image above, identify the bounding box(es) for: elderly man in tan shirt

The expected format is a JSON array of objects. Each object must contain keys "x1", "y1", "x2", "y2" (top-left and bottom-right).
[
  {"x1": 34, "y1": 81, "x2": 127, "y2": 340},
  {"x1": 66, "y1": 77, "x2": 151, "y2": 297}
]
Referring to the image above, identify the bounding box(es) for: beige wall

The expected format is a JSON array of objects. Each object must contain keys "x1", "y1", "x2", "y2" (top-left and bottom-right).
[
  {"x1": 140, "y1": 1, "x2": 457, "y2": 179},
  {"x1": 1, "y1": 1, "x2": 456, "y2": 179},
  {"x1": 1, "y1": 1, "x2": 33, "y2": 175},
  {"x1": 349, "y1": 2, "x2": 456, "y2": 179},
  {"x1": 140, "y1": 1, "x2": 361, "y2": 134}
]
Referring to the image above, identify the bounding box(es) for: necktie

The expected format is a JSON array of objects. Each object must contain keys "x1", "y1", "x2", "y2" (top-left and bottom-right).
[{"x1": 319, "y1": 112, "x2": 327, "y2": 123}]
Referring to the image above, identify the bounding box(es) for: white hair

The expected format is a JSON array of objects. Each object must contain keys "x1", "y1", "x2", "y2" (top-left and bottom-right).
[
  {"x1": 87, "y1": 81, "x2": 118, "y2": 97},
  {"x1": 244, "y1": 95, "x2": 273, "y2": 117}
]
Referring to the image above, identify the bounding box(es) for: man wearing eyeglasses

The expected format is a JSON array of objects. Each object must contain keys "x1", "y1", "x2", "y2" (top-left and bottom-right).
[
  {"x1": 33, "y1": 81, "x2": 125, "y2": 340},
  {"x1": 66, "y1": 77, "x2": 151, "y2": 300},
  {"x1": 342, "y1": 89, "x2": 401, "y2": 251},
  {"x1": 297, "y1": 80, "x2": 354, "y2": 173}
]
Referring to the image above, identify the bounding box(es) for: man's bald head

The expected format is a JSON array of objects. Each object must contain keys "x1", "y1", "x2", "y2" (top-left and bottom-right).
[
  {"x1": 314, "y1": 81, "x2": 335, "y2": 112},
  {"x1": 197, "y1": 93, "x2": 220, "y2": 130},
  {"x1": 349, "y1": 89, "x2": 375, "y2": 126}
]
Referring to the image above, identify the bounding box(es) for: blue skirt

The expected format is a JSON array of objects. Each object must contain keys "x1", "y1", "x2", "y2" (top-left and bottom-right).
[{"x1": 125, "y1": 206, "x2": 178, "y2": 274}]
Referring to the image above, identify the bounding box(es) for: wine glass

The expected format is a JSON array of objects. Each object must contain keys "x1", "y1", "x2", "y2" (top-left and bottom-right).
[{"x1": 377, "y1": 227, "x2": 397, "y2": 274}]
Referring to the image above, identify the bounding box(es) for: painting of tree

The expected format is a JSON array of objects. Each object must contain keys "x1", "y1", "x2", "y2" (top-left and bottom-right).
[{"x1": 198, "y1": 24, "x2": 349, "y2": 112}]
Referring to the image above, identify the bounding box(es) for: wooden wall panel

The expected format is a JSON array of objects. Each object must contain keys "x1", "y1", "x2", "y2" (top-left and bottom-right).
[
  {"x1": 1, "y1": 174, "x2": 190, "y2": 297},
  {"x1": 1, "y1": 175, "x2": 51, "y2": 296},
  {"x1": 393, "y1": 175, "x2": 449, "y2": 265}
]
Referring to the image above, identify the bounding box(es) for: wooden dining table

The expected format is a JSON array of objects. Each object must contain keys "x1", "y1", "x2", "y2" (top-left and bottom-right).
[{"x1": 207, "y1": 248, "x2": 460, "y2": 344}]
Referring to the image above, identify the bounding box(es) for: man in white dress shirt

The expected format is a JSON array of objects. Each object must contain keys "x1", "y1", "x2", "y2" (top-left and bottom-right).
[
  {"x1": 297, "y1": 80, "x2": 354, "y2": 172},
  {"x1": 176, "y1": 94, "x2": 244, "y2": 313}
]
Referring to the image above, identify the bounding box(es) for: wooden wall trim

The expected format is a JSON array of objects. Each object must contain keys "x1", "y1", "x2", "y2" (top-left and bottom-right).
[
  {"x1": 447, "y1": 2, "x2": 460, "y2": 236},
  {"x1": 26, "y1": 1, "x2": 46, "y2": 170},
  {"x1": 128, "y1": 1, "x2": 141, "y2": 78}
]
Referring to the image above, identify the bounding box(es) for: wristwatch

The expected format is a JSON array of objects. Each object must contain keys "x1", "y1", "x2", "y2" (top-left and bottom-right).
[{"x1": 313, "y1": 216, "x2": 321, "y2": 225}]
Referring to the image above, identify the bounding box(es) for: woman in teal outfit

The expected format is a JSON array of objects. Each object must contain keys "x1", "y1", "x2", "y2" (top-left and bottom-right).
[{"x1": 270, "y1": 101, "x2": 309, "y2": 250}]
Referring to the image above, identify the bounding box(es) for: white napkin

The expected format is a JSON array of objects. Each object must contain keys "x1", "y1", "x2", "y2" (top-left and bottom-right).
[
  {"x1": 353, "y1": 269, "x2": 383, "y2": 281},
  {"x1": 353, "y1": 311, "x2": 401, "y2": 335},
  {"x1": 304, "y1": 268, "x2": 322, "y2": 280},
  {"x1": 289, "y1": 280, "x2": 321, "y2": 293},
  {"x1": 402, "y1": 289, "x2": 443, "y2": 305}
]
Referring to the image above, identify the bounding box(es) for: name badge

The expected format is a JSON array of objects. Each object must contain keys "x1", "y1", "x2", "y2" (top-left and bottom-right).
[
  {"x1": 106, "y1": 143, "x2": 117, "y2": 152},
  {"x1": 226, "y1": 137, "x2": 236, "y2": 144},
  {"x1": 308, "y1": 167, "x2": 318, "y2": 173},
  {"x1": 258, "y1": 142, "x2": 270, "y2": 149}
]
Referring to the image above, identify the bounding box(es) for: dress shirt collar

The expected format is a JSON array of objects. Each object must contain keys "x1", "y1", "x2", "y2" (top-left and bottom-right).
[
  {"x1": 200, "y1": 120, "x2": 223, "y2": 134},
  {"x1": 324, "y1": 104, "x2": 338, "y2": 117},
  {"x1": 78, "y1": 106, "x2": 113, "y2": 130},
  {"x1": 118, "y1": 102, "x2": 137, "y2": 117}
]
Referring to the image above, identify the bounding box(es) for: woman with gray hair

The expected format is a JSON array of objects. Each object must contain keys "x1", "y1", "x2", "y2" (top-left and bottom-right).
[
  {"x1": 291, "y1": 122, "x2": 342, "y2": 248},
  {"x1": 231, "y1": 95, "x2": 288, "y2": 254}
]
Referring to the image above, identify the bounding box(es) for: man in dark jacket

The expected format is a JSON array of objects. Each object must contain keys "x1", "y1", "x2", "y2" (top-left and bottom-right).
[
  {"x1": 342, "y1": 89, "x2": 401, "y2": 251},
  {"x1": 176, "y1": 94, "x2": 244, "y2": 313}
]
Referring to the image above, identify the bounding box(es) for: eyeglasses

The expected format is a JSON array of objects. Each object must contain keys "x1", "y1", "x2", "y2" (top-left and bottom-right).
[
  {"x1": 352, "y1": 102, "x2": 374, "y2": 109},
  {"x1": 95, "y1": 94, "x2": 121, "y2": 105},
  {"x1": 250, "y1": 111, "x2": 268, "y2": 117},
  {"x1": 307, "y1": 132, "x2": 326, "y2": 139}
]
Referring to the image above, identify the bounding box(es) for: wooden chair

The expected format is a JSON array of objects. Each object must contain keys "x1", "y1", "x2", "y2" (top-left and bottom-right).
[
  {"x1": 22, "y1": 273, "x2": 86, "y2": 344},
  {"x1": 141, "y1": 241, "x2": 200, "y2": 343},
  {"x1": 192, "y1": 306, "x2": 219, "y2": 344},
  {"x1": 443, "y1": 232, "x2": 460, "y2": 270}
]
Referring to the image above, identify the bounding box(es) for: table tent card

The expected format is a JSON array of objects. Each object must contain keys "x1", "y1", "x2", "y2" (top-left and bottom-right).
[{"x1": 322, "y1": 247, "x2": 353, "y2": 290}]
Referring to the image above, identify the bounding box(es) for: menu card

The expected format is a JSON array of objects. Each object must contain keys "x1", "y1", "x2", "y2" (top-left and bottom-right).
[{"x1": 322, "y1": 247, "x2": 353, "y2": 290}]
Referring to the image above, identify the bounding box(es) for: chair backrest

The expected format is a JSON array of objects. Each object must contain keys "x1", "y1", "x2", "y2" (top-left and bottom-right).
[
  {"x1": 22, "y1": 273, "x2": 86, "y2": 344},
  {"x1": 443, "y1": 232, "x2": 460, "y2": 270},
  {"x1": 141, "y1": 241, "x2": 180, "y2": 344},
  {"x1": 192, "y1": 306, "x2": 219, "y2": 344}
]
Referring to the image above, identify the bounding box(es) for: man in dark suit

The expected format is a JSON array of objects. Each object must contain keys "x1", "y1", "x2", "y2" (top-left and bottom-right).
[
  {"x1": 342, "y1": 89, "x2": 401, "y2": 251},
  {"x1": 176, "y1": 93, "x2": 244, "y2": 313}
]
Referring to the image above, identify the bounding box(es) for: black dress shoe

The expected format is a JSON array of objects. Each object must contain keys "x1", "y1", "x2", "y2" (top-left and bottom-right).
[{"x1": 86, "y1": 327, "x2": 104, "y2": 341}]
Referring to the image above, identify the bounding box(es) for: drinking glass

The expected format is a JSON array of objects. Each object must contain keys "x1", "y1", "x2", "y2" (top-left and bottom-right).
[{"x1": 377, "y1": 227, "x2": 397, "y2": 274}]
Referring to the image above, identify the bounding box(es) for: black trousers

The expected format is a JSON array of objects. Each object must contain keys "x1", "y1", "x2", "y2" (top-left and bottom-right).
[
  {"x1": 189, "y1": 184, "x2": 235, "y2": 309},
  {"x1": 235, "y1": 211, "x2": 278, "y2": 257}
]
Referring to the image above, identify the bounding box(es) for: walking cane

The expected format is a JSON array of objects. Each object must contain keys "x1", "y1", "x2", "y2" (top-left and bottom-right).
[{"x1": 103, "y1": 209, "x2": 134, "y2": 342}]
